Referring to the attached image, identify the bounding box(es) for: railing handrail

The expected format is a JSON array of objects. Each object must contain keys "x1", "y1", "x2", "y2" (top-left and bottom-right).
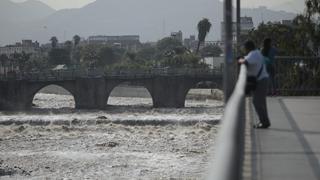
[
  {"x1": 206, "y1": 64, "x2": 247, "y2": 180},
  {"x1": 275, "y1": 56, "x2": 320, "y2": 60}
]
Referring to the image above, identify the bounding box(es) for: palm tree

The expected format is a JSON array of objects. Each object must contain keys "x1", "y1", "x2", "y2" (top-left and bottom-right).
[
  {"x1": 73, "y1": 35, "x2": 81, "y2": 47},
  {"x1": 196, "y1": 18, "x2": 212, "y2": 54},
  {"x1": 50, "y1": 36, "x2": 58, "y2": 48},
  {"x1": 306, "y1": 0, "x2": 320, "y2": 19},
  {"x1": 64, "y1": 41, "x2": 73, "y2": 50}
]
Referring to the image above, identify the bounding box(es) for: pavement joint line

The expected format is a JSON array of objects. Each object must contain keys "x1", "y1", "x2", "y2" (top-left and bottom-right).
[
  {"x1": 279, "y1": 98, "x2": 320, "y2": 180},
  {"x1": 247, "y1": 152, "x2": 320, "y2": 155},
  {"x1": 248, "y1": 97, "x2": 264, "y2": 180}
]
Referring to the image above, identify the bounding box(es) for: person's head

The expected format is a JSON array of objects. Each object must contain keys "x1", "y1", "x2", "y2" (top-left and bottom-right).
[
  {"x1": 262, "y1": 38, "x2": 272, "y2": 56},
  {"x1": 263, "y1": 38, "x2": 272, "y2": 49},
  {"x1": 243, "y1": 40, "x2": 256, "y2": 54}
]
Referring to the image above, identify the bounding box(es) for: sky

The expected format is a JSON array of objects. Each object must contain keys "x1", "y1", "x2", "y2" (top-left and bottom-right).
[
  {"x1": 12, "y1": 0, "x2": 96, "y2": 10},
  {"x1": 12, "y1": 0, "x2": 305, "y2": 13}
]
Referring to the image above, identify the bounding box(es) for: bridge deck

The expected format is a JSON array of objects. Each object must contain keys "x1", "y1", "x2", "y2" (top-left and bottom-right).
[{"x1": 245, "y1": 97, "x2": 320, "y2": 180}]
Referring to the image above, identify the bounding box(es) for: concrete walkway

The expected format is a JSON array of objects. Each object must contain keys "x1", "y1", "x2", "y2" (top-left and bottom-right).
[{"x1": 248, "y1": 97, "x2": 320, "y2": 180}]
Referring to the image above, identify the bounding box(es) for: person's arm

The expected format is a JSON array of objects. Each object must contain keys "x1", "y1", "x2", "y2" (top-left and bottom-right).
[{"x1": 238, "y1": 58, "x2": 248, "y2": 66}]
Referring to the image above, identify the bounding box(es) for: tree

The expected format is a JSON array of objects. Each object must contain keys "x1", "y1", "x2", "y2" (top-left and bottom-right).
[
  {"x1": 136, "y1": 46, "x2": 157, "y2": 61},
  {"x1": 157, "y1": 37, "x2": 182, "y2": 53},
  {"x1": 97, "y1": 46, "x2": 116, "y2": 67},
  {"x1": 64, "y1": 41, "x2": 73, "y2": 50},
  {"x1": 71, "y1": 35, "x2": 81, "y2": 64},
  {"x1": 155, "y1": 37, "x2": 187, "y2": 61},
  {"x1": 24, "y1": 54, "x2": 48, "y2": 71},
  {"x1": 50, "y1": 36, "x2": 58, "y2": 48},
  {"x1": 292, "y1": 15, "x2": 315, "y2": 56},
  {"x1": 306, "y1": 0, "x2": 320, "y2": 20},
  {"x1": 71, "y1": 46, "x2": 82, "y2": 64},
  {"x1": 0, "y1": 54, "x2": 9, "y2": 74},
  {"x1": 73, "y1": 35, "x2": 81, "y2": 47},
  {"x1": 247, "y1": 21, "x2": 314, "y2": 56},
  {"x1": 80, "y1": 44, "x2": 100, "y2": 67},
  {"x1": 12, "y1": 52, "x2": 31, "y2": 71},
  {"x1": 196, "y1": 18, "x2": 212, "y2": 54},
  {"x1": 49, "y1": 48, "x2": 71, "y2": 65},
  {"x1": 160, "y1": 53, "x2": 208, "y2": 69},
  {"x1": 200, "y1": 45, "x2": 223, "y2": 57}
]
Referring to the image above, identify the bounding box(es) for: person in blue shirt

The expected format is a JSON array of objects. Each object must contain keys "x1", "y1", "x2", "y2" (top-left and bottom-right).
[{"x1": 261, "y1": 38, "x2": 277, "y2": 95}]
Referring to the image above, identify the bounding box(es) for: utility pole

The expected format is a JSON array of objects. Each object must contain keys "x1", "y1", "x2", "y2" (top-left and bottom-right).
[{"x1": 223, "y1": 0, "x2": 234, "y2": 102}]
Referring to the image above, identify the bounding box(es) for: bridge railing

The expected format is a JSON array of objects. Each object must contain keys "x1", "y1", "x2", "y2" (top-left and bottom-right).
[
  {"x1": 0, "y1": 67, "x2": 223, "y2": 81},
  {"x1": 274, "y1": 56, "x2": 320, "y2": 95},
  {"x1": 207, "y1": 64, "x2": 247, "y2": 180},
  {"x1": 104, "y1": 67, "x2": 222, "y2": 77}
]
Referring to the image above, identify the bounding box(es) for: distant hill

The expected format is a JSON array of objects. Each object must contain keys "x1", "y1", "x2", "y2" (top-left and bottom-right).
[
  {"x1": 272, "y1": 1, "x2": 305, "y2": 13},
  {"x1": 0, "y1": 0, "x2": 297, "y2": 45},
  {"x1": 0, "y1": 0, "x2": 55, "y2": 23},
  {"x1": 242, "y1": 6, "x2": 297, "y2": 26},
  {"x1": 0, "y1": 0, "x2": 55, "y2": 45}
]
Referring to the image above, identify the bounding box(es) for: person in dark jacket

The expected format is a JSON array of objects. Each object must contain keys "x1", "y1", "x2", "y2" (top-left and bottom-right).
[{"x1": 261, "y1": 38, "x2": 277, "y2": 95}]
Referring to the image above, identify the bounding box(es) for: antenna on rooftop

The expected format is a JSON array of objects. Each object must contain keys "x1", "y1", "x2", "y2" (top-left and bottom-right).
[
  {"x1": 162, "y1": 19, "x2": 166, "y2": 37},
  {"x1": 261, "y1": 12, "x2": 264, "y2": 23}
]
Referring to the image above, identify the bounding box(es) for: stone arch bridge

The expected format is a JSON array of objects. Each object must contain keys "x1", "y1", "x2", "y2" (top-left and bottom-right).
[{"x1": 0, "y1": 69, "x2": 223, "y2": 110}]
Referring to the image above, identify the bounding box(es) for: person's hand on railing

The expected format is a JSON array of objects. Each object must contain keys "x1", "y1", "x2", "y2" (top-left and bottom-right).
[{"x1": 237, "y1": 56, "x2": 246, "y2": 65}]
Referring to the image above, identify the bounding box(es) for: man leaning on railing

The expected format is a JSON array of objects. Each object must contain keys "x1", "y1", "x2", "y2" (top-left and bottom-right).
[{"x1": 238, "y1": 40, "x2": 271, "y2": 129}]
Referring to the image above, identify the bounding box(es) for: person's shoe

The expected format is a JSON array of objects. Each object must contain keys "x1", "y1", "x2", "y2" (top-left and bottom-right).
[{"x1": 253, "y1": 123, "x2": 270, "y2": 129}]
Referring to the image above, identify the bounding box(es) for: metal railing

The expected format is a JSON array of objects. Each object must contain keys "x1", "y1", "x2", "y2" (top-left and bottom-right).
[
  {"x1": 207, "y1": 64, "x2": 247, "y2": 180},
  {"x1": 274, "y1": 56, "x2": 320, "y2": 95},
  {"x1": 105, "y1": 68, "x2": 222, "y2": 78},
  {"x1": 0, "y1": 70, "x2": 87, "y2": 81}
]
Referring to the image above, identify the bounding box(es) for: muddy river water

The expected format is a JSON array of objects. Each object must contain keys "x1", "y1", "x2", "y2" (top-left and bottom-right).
[{"x1": 0, "y1": 93, "x2": 223, "y2": 179}]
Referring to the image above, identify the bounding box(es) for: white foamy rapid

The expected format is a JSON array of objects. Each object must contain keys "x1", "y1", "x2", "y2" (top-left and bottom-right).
[
  {"x1": 0, "y1": 93, "x2": 223, "y2": 179},
  {"x1": 0, "y1": 93, "x2": 223, "y2": 125}
]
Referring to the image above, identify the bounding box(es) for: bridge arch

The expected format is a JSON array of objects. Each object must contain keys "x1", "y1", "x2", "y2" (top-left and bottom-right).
[
  {"x1": 105, "y1": 81, "x2": 155, "y2": 107},
  {"x1": 180, "y1": 79, "x2": 223, "y2": 107},
  {"x1": 28, "y1": 83, "x2": 77, "y2": 109}
]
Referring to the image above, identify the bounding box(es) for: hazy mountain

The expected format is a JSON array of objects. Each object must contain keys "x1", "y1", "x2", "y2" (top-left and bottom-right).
[
  {"x1": 0, "y1": 0, "x2": 55, "y2": 45},
  {"x1": 0, "y1": 0, "x2": 55, "y2": 23},
  {"x1": 242, "y1": 6, "x2": 297, "y2": 26},
  {"x1": 0, "y1": 0, "x2": 297, "y2": 45},
  {"x1": 272, "y1": 1, "x2": 305, "y2": 13}
]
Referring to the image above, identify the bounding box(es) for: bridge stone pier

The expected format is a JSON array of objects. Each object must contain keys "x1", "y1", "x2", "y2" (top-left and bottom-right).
[
  {"x1": 147, "y1": 76, "x2": 199, "y2": 108},
  {"x1": 75, "y1": 78, "x2": 107, "y2": 109},
  {"x1": 0, "y1": 73, "x2": 222, "y2": 110}
]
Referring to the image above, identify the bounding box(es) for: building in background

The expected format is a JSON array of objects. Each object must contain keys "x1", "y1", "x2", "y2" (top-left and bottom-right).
[
  {"x1": 282, "y1": 20, "x2": 293, "y2": 26},
  {"x1": 0, "y1": 40, "x2": 41, "y2": 75},
  {"x1": 88, "y1": 35, "x2": 141, "y2": 51},
  {"x1": 184, "y1": 35, "x2": 198, "y2": 51},
  {"x1": 221, "y1": 16, "x2": 254, "y2": 43},
  {"x1": 0, "y1": 40, "x2": 40, "y2": 56},
  {"x1": 204, "y1": 41, "x2": 224, "y2": 49},
  {"x1": 170, "y1": 31, "x2": 183, "y2": 43}
]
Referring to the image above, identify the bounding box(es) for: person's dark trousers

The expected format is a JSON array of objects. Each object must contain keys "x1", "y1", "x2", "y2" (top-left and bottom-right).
[
  {"x1": 266, "y1": 64, "x2": 275, "y2": 95},
  {"x1": 253, "y1": 78, "x2": 271, "y2": 126}
]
